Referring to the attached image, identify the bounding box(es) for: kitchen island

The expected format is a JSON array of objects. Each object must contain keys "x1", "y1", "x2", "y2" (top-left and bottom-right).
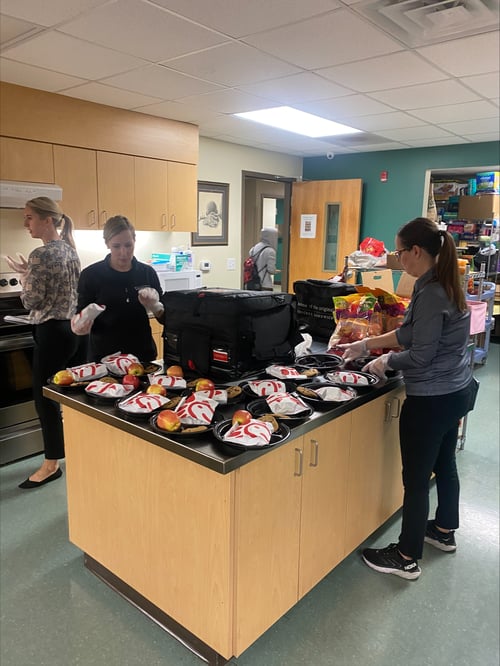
[{"x1": 45, "y1": 376, "x2": 405, "y2": 665}]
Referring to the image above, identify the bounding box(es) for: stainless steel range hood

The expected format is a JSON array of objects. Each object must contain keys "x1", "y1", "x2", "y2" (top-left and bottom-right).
[{"x1": 0, "y1": 180, "x2": 63, "y2": 208}]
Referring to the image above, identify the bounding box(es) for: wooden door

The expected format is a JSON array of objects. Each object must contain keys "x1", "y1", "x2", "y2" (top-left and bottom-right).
[
  {"x1": 134, "y1": 156, "x2": 168, "y2": 231},
  {"x1": 53, "y1": 145, "x2": 98, "y2": 229},
  {"x1": 0, "y1": 137, "x2": 54, "y2": 183},
  {"x1": 167, "y1": 161, "x2": 197, "y2": 231},
  {"x1": 299, "y1": 413, "x2": 351, "y2": 598},
  {"x1": 288, "y1": 179, "x2": 362, "y2": 289},
  {"x1": 234, "y1": 439, "x2": 302, "y2": 655},
  {"x1": 96, "y1": 151, "x2": 135, "y2": 226}
]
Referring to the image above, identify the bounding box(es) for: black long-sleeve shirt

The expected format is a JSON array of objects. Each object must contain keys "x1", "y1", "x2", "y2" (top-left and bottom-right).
[{"x1": 77, "y1": 255, "x2": 162, "y2": 362}]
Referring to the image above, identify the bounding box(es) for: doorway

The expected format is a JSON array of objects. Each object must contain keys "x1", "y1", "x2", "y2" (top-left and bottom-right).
[{"x1": 241, "y1": 171, "x2": 295, "y2": 292}]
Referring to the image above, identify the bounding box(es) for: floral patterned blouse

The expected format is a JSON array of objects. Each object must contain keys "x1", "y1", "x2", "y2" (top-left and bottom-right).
[{"x1": 21, "y1": 240, "x2": 80, "y2": 325}]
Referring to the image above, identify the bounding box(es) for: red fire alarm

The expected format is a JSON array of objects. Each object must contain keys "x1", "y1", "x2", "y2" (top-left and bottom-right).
[{"x1": 380, "y1": 171, "x2": 388, "y2": 182}]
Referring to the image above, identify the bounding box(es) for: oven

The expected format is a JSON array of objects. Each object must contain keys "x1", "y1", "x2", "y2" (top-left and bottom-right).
[{"x1": 0, "y1": 272, "x2": 43, "y2": 465}]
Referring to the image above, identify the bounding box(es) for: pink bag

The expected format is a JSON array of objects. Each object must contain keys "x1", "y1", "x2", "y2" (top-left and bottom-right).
[{"x1": 467, "y1": 301, "x2": 487, "y2": 335}]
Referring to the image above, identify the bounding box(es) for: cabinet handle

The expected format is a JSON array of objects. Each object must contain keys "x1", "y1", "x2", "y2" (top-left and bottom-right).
[
  {"x1": 309, "y1": 439, "x2": 319, "y2": 467},
  {"x1": 88, "y1": 210, "x2": 96, "y2": 227},
  {"x1": 161, "y1": 213, "x2": 167, "y2": 229},
  {"x1": 170, "y1": 213, "x2": 176, "y2": 230},
  {"x1": 294, "y1": 448, "x2": 303, "y2": 477},
  {"x1": 100, "y1": 210, "x2": 107, "y2": 226},
  {"x1": 391, "y1": 397, "x2": 401, "y2": 419},
  {"x1": 384, "y1": 401, "x2": 391, "y2": 422}
]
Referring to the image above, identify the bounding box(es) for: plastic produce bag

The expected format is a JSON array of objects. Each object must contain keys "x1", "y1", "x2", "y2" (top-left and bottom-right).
[{"x1": 360, "y1": 237, "x2": 386, "y2": 257}]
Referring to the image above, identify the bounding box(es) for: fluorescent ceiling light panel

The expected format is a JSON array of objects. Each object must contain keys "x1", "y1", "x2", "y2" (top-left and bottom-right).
[{"x1": 234, "y1": 106, "x2": 362, "y2": 137}]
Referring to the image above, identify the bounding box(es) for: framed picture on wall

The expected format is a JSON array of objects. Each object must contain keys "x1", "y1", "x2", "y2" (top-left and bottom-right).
[{"x1": 191, "y1": 181, "x2": 229, "y2": 246}]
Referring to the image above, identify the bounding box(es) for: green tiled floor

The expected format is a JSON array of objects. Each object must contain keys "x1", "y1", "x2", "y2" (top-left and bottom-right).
[{"x1": 1, "y1": 344, "x2": 498, "y2": 666}]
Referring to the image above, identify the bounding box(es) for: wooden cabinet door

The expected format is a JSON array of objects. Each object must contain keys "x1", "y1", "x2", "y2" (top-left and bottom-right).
[
  {"x1": 167, "y1": 161, "x2": 197, "y2": 231},
  {"x1": 96, "y1": 152, "x2": 135, "y2": 226},
  {"x1": 53, "y1": 145, "x2": 98, "y2": 229},
  {"x1": 234, "y1": 438, "x2": 302, "y2": 655},
  {"x1": 298, "y1": 413, "x2": 351, "y2": 598},
  {"x1": 344, "y1": 387, "x2": 404, "y2": 556},
  {"x1": 288, "y1": 179, "x2": 362, "y2": 289},
  {"x1": 0, "y1": 137, "x2": 54, "y2": 183},
  {"x1": 134, "y1": 156, "x2": 168, "y2": 231},
  {"x1": 149, "y1": 318, "x2": 163, "y2": 360}
]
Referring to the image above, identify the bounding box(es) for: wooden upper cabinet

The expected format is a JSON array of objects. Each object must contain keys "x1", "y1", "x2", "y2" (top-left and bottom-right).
[
  {"x1": 134, "y1": 157, "x2": 168, "y2": 231},
  {"x1": 0, "y1": 137, "x2": 54, "y2": 183},
  {"x1": 97, "y1": 152, "x2": 135, "y2": 227},
  {"x1": 167, "y1": 162, "x2": 197, "y2": 232},
  {"x1": 53, "y1": 145, "x2": 99, "y2": 230}
]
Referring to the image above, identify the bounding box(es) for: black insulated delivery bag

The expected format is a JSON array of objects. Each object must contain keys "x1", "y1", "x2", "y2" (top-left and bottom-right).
[
  {"x1": 293, "y1": 279, "x2": 357, "y2": 339},
  {"x1": 161, "y1": 288, "x2": 303, "y2": 379}
]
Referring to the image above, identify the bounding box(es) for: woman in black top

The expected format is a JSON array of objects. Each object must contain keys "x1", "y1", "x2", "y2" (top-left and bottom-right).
[{"x1": 73, "y1": 216, "x2": 163, "y2": 362}]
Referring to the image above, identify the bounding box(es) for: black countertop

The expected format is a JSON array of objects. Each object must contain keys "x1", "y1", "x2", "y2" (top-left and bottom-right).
[{"x1": 44, "y1": 373, "x2": 403, "y2": 474}]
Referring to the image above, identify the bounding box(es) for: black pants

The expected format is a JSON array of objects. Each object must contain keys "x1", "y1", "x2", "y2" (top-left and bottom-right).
[
  {"x1": 398, "y1": 380, "x2": 474, "y2": 559},
  {"x1": 32, "y1": 320, "x2": 80, "y2": 460}
]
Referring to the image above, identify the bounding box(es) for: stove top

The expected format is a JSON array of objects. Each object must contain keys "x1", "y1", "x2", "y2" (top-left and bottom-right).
[{"x1": 0, "y1": 272, "x2": 23, "y2": 297}]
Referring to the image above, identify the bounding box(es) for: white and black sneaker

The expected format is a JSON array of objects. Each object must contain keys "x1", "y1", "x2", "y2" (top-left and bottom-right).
[
  {"x1": 362, "y1": 543, "x2": 421, "y2": 580},
  {"x1": 424, "y1": 520, "x2": 457, "y2": 552}
]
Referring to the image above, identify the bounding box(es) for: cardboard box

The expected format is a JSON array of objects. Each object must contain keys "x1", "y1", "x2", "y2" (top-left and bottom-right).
[
  {"x1": 385, "y1": 254, "x2": 400, "y2": 270},
  {"x1": 458, "y1": 194, "x2": 500, "y2": 220},
  {"x1": 360, "y1": 269, "x2": 416, "y2": 297}
]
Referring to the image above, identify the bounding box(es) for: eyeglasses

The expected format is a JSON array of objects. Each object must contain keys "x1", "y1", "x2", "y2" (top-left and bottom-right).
[{"x1": 394, "y1": 248, "x2": 410, "y2": 260}]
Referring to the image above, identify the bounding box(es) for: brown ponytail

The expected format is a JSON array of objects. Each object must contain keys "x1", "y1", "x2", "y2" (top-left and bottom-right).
[{"x1": 398, "y1": 217, "x2": 467, "y2": 312}]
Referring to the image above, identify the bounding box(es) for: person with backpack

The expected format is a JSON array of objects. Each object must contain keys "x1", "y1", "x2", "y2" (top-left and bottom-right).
[{"x1": 245, "y1": 227, "x2": 279, "y2": 291}]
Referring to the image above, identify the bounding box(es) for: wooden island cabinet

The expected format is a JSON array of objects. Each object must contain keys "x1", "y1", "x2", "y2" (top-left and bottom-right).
[{"x1": 46, "y1": 381, "x2": 405, "y2": 664}]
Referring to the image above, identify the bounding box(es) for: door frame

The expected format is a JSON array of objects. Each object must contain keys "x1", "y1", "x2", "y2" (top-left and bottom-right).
[{"x1": 241, "y1": 171, "x2": 296, "y2": 291}]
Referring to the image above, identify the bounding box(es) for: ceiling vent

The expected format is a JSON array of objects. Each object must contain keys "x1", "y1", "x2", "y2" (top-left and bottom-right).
[
  {"x1": 331, "y1": 132, "x2": 391, "y2": 147},
  {"x1": 354, "y1": 0, "x2": 499, "y2": 47}
]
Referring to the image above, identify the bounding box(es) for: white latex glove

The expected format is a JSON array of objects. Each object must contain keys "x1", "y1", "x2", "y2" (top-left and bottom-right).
[
  {"x1": 6, "y1": 253, "x2": 28, "y2": 274},
  {"x1": 138, "y1": 287, "x2": 164, "y2": 316},
  {"x1": 337, "y1": 339, "x2": 368, "y2": 363},
  {"x1": 71, "y1": 303, "x2": 105, "y2": 336},
  {"x1": 362, "y1": 353, "x2": 392, "y2": 380}
]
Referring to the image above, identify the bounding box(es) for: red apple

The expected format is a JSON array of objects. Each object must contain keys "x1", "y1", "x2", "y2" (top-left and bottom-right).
[
  {"x1": 195, "y1": 378, "x2": 215, "y2": 392},
  {"x1": 123, "y1": 374, "x2": 141, "y2": 390},
  {"x1": 146, "y1": 384, "x2": 167, "y2": 396},
  {"x1": 232, "y1": 409, "x2": 252, "y2": 426},
  {"x1": 53, "y1": 369, "x2": 75, "y2": 386},
  {"x1": 128, "y1": 362, "x2": 145, "y2": 376},
  {"x1": 156, "y1": 409, "x2": 181, "y2": 432},
  {"x1": 166, "y1": 365, "x2": 184, "y2": 378}
]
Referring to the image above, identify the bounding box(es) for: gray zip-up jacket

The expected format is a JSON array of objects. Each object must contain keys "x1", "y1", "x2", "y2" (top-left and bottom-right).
[{"x1": 389, "y1": 268, "x2": 471, "y2": 396}]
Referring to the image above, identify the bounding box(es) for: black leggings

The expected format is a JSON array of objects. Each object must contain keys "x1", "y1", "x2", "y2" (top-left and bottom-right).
[
  {"x1": 398, "y1": 381, "x2": 474, "y2": 559},
  {"x1": 32, "y1": 320, "x2": 80, "y2": 460}
]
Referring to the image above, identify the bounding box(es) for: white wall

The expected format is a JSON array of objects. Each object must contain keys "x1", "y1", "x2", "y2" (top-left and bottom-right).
[{"x1": 1, "y1": 137, "x2": 302, "y2": 285}]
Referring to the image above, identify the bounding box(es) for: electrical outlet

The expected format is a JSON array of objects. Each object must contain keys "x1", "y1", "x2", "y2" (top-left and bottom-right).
[{"x1": 227, "y1": 258, "x2": 236, "y2": 270}]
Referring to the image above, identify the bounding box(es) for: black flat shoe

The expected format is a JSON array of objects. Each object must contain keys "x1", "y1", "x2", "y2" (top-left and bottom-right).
[{"x1": 18, "y1": 467, "x2": 62, "y2": 489}]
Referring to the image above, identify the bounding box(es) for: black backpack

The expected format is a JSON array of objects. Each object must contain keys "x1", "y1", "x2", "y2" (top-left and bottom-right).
[{"x1": 243, "y1": 247, "x2": 265, "y2": 290}]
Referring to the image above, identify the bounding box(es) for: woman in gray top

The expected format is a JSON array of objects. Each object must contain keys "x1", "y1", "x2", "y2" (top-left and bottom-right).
[{"x1": 340, "y1": 217, "x2": 475, "y2": 580}]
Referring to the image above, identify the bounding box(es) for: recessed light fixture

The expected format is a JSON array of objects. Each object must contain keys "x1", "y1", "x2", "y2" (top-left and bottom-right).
[{"x1": 234, "y1": 106, "x2": 362, "y2": 138}]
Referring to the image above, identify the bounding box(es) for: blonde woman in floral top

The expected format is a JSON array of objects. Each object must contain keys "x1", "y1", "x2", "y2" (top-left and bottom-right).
[{"x1": 6, "y1": 197, "x2": 81, "y2": 489}]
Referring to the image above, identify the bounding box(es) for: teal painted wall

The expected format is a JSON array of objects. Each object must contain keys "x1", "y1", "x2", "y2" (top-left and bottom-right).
[{"x1": 302, "y1": 141, "x2": 499, "y2": 250}]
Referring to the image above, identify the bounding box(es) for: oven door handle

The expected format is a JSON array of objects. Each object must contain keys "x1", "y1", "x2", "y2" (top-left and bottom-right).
[{"x1": 0, "y1": 335, "x2": 34, "y2": 351}]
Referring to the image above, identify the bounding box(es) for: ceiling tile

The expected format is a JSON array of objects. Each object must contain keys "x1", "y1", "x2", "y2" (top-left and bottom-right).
[
  {"x1": 370, "y1": 80, "x2": 480, "y2": 109},
  {"x1": 2, "y1": 31, "x2": 147, "y2": 79},
  {"x1": 417, "y1": 32, "x2": 500, "y2": 77},
  {"x1": 378, "y1": 126, "x2": 454, "y2": 140},
  {"x1": 244, "y1": 9, "x2": 403, "y2": 69},
  {"x1": 164, "y1": 42, "x2": 300, "y2": 86},
  {"x1": 347, "y1": 111, "x2": 424, "y2": 131},
  {"x1": 132, "y1": 99, "x2": 221, "y2": 124},
  {"x1": 0, "y1": 57, "x2": 87, "y2": 91},
  {"x1": 59, "y1": 0, "x2": 227, "y2": 62},
  {"x1": 440, "y1": 117, "x2": 500, "y2": 134},
  {"x1": 0, "y1": 14, "x2": 39, "y2": 43},
  {"x1": 100, "y1": 65, "x2": 222, "y2": 99},
  {"x1": 0, "y1": 0, "x2": 108, "y2": 26},
  {"x1": 319, "y1": 51, "x2": 447, "y2": 92},
  {"x1": 296, "y1": 94, "x2": 396, "y2": 119},
  {"x1": 61, "y1": 82, "x2": 162, "y2": 109},
  {"x1": 464, "y1": 132, "x2": 500, "y2": 142},
  {"x1": 460, "y1": 72, "x2": 500, "y2": 100},
  {"x1": 404, "y1": 137, "x2": 470, "y2": 147},
  {"x1": 178, "y1": 89, "x2": 275, "y2": 114},
  {"x1": 148, "y1": 0, "x2": 341, "y2": 38},
  {"x1": 238, "y1": 73, "x2": 351, "y2": 105},
  {"x1": 409, "y1": 100, "x2": 499, "y2": 123},
  {"x1": 349, "y1": 142, "x2": 409, "y2": 152}
]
